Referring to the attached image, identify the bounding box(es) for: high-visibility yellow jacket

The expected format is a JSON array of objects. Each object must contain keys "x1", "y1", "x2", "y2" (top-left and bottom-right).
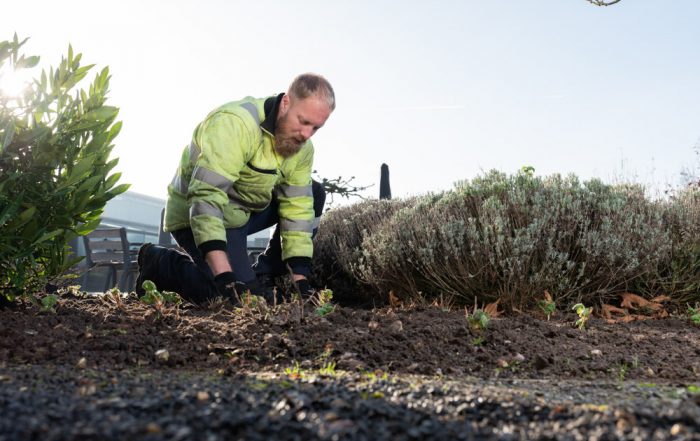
[{"x1": 163, "y1": 94, "x2": 315, "y2": 262}]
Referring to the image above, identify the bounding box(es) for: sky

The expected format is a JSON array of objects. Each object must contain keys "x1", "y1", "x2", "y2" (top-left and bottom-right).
[{"x1": 4, "y1": 0, "x2": 700, "y2": 203}]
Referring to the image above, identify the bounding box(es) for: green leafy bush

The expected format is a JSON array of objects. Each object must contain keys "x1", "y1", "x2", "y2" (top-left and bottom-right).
[
  {"x1": 315, "y1": 169, "x2": 700, "y2": 309},
  {"x1": 0, "y1": 35, "x2": 127, "y2": 303}
]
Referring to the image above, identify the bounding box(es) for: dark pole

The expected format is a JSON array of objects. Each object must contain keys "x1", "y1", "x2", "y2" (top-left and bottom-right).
[{"x1": 379, "y1": 163, "x2": 392, "y2": 200}]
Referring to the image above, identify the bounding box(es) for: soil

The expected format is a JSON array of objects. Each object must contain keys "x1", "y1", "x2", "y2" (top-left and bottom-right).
[{"x1": 1, "y1": 292, "x2": 700, "y2": 440}]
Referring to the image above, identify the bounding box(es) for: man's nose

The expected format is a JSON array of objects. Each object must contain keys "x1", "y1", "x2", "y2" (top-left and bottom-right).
[{"x1": 300, "y1": 126, "x2": 313, "y2": 140}]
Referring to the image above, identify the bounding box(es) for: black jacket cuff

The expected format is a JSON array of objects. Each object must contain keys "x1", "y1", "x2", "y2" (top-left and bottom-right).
[
  {"x1": 285, "y1": 257, "x2": 312, "y2": 277},
  {"x1": 199, "y1": 240, "x2": 227, "y2": 255}
]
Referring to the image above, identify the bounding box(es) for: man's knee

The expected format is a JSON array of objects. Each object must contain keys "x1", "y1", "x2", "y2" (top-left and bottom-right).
[{"x1": 312, "y1": 179, "x2": 326, "y2": 217}]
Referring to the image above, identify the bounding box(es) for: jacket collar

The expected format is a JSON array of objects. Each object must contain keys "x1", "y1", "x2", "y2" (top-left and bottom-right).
[{"x1": 261, "y1": 93, "x2": 285, "y2": 135}]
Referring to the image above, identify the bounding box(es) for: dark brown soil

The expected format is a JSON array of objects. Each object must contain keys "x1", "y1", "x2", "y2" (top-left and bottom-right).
[{"x1": 1, "y1": 293, "x2": 700, "y2": 440}]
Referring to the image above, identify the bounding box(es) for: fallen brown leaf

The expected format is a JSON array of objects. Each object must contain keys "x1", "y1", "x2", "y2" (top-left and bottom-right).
[
  {"x1": 620, "y1": 293, "x2": 663, "y2": 311},
  {"x1": 484, "y1": 299, "x2": 501, "y2": 318},
  {"x1": 388, "y1": 290, "x2": 401, "y2": 308},
  {"x1": 601, "y1": 304, "x2": 627, "y2": 320}
]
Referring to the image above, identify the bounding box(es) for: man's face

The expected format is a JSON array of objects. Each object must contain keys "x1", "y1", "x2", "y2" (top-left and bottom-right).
[{"x1": 275, "y1": 95, "x2": 332, "y2": 158}]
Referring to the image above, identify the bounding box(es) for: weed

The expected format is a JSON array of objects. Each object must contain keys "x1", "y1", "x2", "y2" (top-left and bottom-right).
[
  {"x1": 284, "y1": 361, "x2": 304, "y2": 380},
  {"x1": 319, "y1": 361, "x2": 337, "y2": 376},
  {"x1": 40, "y1": 294, "x2": 58, "y2": 314},
  {"x1": 140, "y1": 280, "x2": 182, "y2": 319},
  {"x1": 687, "y1": 304, "x2": 700, "y2": 326},
  {"x1": 538, "y1": 291, "x2": 556, "y2": 320},
  {"x1": 687, "y1": 384, "x2": 700, "y2": 394},
  {"x1": 314, "y1": 288, "x2": 336, "y2": 317},
  {"x1": 466, "y1": 308, "x2": 490, "y2": 332},
  {"x1": 471, "y1": 336, "x2": 485, "y2": 346},
  {"x1": 617, "y1": 362, "x2": 629, "y2": 383},
  {"x1": 572, "y1": 303, "x2": 592, "y2": 330}
]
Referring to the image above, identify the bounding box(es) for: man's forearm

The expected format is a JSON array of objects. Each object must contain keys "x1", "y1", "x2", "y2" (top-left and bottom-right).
[{"x1": 205, "y1": 250, "x2": 232, "y2": 276}]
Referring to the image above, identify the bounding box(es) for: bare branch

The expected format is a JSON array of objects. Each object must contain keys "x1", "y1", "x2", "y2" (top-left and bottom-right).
[{"x1": 586, "y1": 0, "x2": 622, "y2": 6}]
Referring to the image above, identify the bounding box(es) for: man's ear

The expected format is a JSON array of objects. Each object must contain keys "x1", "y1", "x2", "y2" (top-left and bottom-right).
[{"x1": 280, "y1": 94, "x2": 290, "y2": 113}]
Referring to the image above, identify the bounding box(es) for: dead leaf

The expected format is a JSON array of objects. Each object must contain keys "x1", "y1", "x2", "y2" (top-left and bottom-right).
[
  {"x1": 388, "y1": 290, "x2": 401, "y2": 308},
  {"x1": 601, "y1": 304, "x2": 627, "y2": 320},
  {"x1": 651, "y1": 295, "x2": 671, "y2": 304},
  {"x1": 620, "y1": 293, "x2": 662, "y2": 311},
  {"x1": 483, "y1": 299, "x2": 501, "y2": 318}
]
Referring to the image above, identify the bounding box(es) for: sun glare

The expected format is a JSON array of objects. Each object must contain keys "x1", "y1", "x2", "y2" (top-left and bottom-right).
[{"x1": 0, "y1": 68, "x2": 33, "y2": 98}]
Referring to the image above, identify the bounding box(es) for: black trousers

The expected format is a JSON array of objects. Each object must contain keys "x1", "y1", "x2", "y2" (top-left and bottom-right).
[{"x1": 148, "y1": 181, "x2": 325, "y2": 303}]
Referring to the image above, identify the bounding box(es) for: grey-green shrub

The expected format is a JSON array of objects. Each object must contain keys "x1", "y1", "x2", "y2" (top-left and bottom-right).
[
  {"x1": 315, "y1": 169, "x2": 697, "y2": 309},
  {"x1": 312, "y1": 198, "x2": 412, "y2": 302}
]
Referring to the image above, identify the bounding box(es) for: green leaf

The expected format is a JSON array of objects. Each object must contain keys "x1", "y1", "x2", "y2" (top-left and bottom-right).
[
  {"x1": 2, "y1": 121, "x2": 15, "y2": 150},
  {"x1": 105, "y1": 183, "x2": 130, "y2": 197},
  {"x1": 33, "y1": 229, "x2": 63, "y2": 245},
  {"x1": 57, "y1": 155, "x2": 96, "y2": 190}
]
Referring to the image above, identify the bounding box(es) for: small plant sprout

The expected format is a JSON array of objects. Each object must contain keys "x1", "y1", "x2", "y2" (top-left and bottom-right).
[
  {"x1": 140, "y1": 280, "x2": 182, "y2": 319},
  {"x1": 284, "y1": 361, "x2": 304, "y2": 380},
  {"x1": 314, "y1": 288, "x2": 335, "y2": 317},
  {"x1": 572, "y1": 303, "x2": 592, "y2": 330},
  {"x1": 466, "y1": 307, "x2": 490, "y2": 333},
  {"x1": 687, "y1": 304, "x2": 700, "y2": 326},
  {"x1": 40, "y1": 294, "x2": 58, "y2": 313},
  {"x1": 240, "y1": 290, "x2": 261, "y2": 309},
  {"x1": 319, "y1": 361, "x2": 337, "y2": 376},
  {"x1": 538, "y1": 290, "x2": 556, "y2": 320}
]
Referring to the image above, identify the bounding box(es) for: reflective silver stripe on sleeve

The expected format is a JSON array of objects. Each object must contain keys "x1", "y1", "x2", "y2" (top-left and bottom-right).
[
  {"x1": 276, "y1": 184, "x2": 313, "y2": 199},
  {"x1": 192, "y1": 167, "x2": 232, "y2": 192},
  {"x1": 170, "y1": 173, "x2": 188, "y2": 194},
  {"x1": 312, "y1": 216, "x2": 321, "y2": 230},
  {"x1": 189, "y1": 141, "x2": 200, "y2": 163},
  {"x1": 190, "y1": 201, "x2": 223, "y2": 219},
  {"x1": 280, "y1": 218, "x2": 314, "y2": 233},
  {"x1": 241, "y1": 102, "x2": 260, "y2": 126}
]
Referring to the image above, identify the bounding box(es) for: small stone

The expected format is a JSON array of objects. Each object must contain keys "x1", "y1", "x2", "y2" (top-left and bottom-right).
[
  {"x1": 513, "y1": 353, "x2": 526, "y2": 362},
  {"x1": 324, "y1": 411, "x2": 339, "y2": 421},
  {"x1": 76, "y1": 357, "x2": 87, "y2": 369},
  {"x1": 155, "y1": 349, "x2": 169, "y2": 363},
  {"x1": 671, "y1": 424, "x2": 683, "y2": 436},
  {"x1": 146, "y1": 423, "x2": 161, "y2": 434},
  {"x1": 197, "y1": 391, "x2": 210, "y2": 402},
  {"x1": 368, "y1": 320, "x2": 380, "y2": 331},
  {"x1": 330, "y1": 398, "x2": 350, "y2": 409},
  {"x1": 646, "y1": 367, "x2": 655, "y2": 376},
  {"x1": 207, "y1": 352, "x2": 220, "y2": 364},
  {"x1": 591, "y1": 349, "x2": 603, "y2": 357},
  {"x1": 388, "y1": 320, "x2": 403, "y2": 333}
]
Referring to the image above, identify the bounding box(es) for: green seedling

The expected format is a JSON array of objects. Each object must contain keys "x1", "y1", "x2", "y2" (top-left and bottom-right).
[
  {"x1": 687, "y1": 385, "x2": 700, "y2": 394},
  {"x1": 319, "y1": 361, "x2": 337, "y2": 376},
  {"x1": 471, "y1": 336, "x2": 485, "y2": 346},
  {"x1": 240, "y1": 290, "x2": 261, "y2": 309},
  {"x1": 314, "y1": 288, "x2": 336, "y2": 317},
  {"x1": 466, "y1": 309, "x2": 490, "y2": 332},
  {"x1": 40, "y1": 294, "x2": 58, "y2": 313},
  {"x1": 538, "y1": 291, "x2": 556, "y2": 320},
  {"x1": 140, "y1": 280, "x2": 182, "y2": 319},
  {"x1": 284, "y1": 361, "x2": 304, "y2": 380},
  {"x1": 572, "y1": 303, "x2": 592, "y2": 330},
  {"x1": 687, "y1": 304, "x2": 700, "y2": 326}
]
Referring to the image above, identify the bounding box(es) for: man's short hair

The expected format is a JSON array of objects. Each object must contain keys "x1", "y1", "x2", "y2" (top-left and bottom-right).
[{"x1": 288, "y1": 73, "x2": 336, "y2": 111}]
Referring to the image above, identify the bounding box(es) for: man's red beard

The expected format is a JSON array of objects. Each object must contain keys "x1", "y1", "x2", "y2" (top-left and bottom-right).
[
  {"x1": 274, "y1": 136, "x2": 304, "y2": 158},
  {"x1": 274, "y1": 112, "x2": 304, "y2": 158}
]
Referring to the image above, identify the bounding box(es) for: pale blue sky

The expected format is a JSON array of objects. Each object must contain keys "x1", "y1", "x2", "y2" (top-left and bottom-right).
[{"x1": 6, "y1": 1, "x2": 700, "y2": 201}]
